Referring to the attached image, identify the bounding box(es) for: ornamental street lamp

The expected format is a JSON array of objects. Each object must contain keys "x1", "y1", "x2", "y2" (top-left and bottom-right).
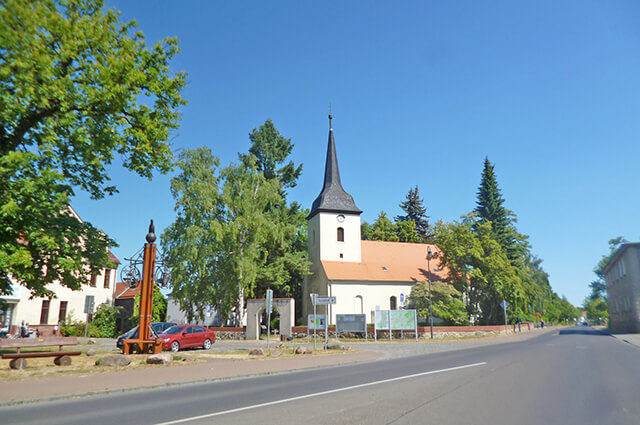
[{"x1": 427, "y1": 249, "x2": 433, "y2": 340}]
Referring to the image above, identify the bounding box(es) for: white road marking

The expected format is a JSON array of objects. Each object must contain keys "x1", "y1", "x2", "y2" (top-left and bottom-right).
[{"x1": 152, "y1": 362, "x2": 487, "y2": 425}]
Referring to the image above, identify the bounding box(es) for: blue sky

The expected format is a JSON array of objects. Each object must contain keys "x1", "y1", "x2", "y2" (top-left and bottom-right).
[{"x1": 71, "y1": 1, "x2": 640, "y2": 307}]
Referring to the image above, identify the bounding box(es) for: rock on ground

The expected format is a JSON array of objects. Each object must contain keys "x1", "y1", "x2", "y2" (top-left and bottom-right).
[
  {"x1": 97, "y1": 354, "x2": 131, "y2": 367},
  {"x1": 326, "y1": 339, "x2": 344, "y2": 350},
  {"x1": 86, "y1": 349, "x2": 96, "y2": 356},
  {"x1": 295, "y1": 347, "x2": 312, "y2": 355},
  {"x1": 249, "y1": 348, "x2": 265, "y2": 356},
  {"x1": 146, "y1": 353, "x2": 173, "y2": 365}
]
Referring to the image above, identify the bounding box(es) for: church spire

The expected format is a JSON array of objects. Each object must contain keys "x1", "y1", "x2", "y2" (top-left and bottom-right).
[{"x1": 308, "y1": 114, "x2": 361, "y2": 219}]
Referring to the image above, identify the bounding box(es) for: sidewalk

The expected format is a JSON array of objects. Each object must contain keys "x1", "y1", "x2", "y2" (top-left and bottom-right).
[
  {"x1": 0, "y1": 327, "x2": 556, "y2": 405},
  {"x1": 609, "y1": 332, "x2": 640, "y2": 349}
]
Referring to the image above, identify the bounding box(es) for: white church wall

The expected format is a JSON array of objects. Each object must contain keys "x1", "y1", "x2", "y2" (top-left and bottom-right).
[
  {"x1": 318, "y1": 213, "x2": 361, "y2": 263},
  {"x1": 328, "y1": 281, "x2": 414, "y2": 324}
]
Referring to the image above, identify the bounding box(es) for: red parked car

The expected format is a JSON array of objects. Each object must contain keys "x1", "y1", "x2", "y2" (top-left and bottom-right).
[{"x1": 158, "y1": 325, "x2": 216, "y2": 352}]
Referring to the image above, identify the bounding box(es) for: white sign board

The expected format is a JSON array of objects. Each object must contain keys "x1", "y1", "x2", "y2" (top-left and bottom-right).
[
  {"x1": 315, "y1": 296, "x2": 336, "y2": 305},
  {"x1": 265, "y1": 289, "x2": 273, "y2": 312}
]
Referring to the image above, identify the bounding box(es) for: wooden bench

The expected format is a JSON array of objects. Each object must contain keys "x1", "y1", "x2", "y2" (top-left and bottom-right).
[
  {"x1": 122, "y1": 338, "x2": 163, "y2": 354},
  {"x1": 0, "y1": 337, "x2": 81, "y2": 370}
]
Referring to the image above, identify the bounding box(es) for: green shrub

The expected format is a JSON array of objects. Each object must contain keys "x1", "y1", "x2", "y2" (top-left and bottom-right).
[
  {"x1": 92, "y1": 304, "x2": 122, "y2": 338},
  {"x1": 61, "y1": 319, "x2": 98, "y2": 337}
]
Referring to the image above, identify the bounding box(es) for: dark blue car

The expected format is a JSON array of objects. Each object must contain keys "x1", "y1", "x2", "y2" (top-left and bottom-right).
[{"x1": 116, "y1": 322, "x2": 176, "y2": 349}]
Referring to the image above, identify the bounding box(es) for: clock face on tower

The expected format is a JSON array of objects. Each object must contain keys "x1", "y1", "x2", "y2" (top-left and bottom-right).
[{"x1": 337, "y1": 214, "x2": 345, "y2": 223}]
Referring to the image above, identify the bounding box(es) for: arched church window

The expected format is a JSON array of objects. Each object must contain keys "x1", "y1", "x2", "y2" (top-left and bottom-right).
[
  {"x1": 355, "y1": 295, "x2": 363, "y2": 314},
  {"x1": 390, "y1": 296, "x2": 397, "y2": 310},
  {"x1": 337, "y1": 227, "x2": 344, "y2": 242}
]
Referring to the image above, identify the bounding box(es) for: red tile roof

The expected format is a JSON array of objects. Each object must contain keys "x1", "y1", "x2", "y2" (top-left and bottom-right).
[
  {"x1": 108, "y1": 250, "x2": 121, "y2": 265},
  {"x1": 115, "y1": 281, "x2": 140, "y2": 299},
  {"x1": 321, "y1": 240, "x2": 448, "y2": 282}
]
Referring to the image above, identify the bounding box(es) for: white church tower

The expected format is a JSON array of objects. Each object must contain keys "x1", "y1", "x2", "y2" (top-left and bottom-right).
[
  {"x1": 307, "y1": 114, "x2": 362, "y2": 263},
  {"x1": 303, "y1": 115, "x2": 362, "y2": 318}
]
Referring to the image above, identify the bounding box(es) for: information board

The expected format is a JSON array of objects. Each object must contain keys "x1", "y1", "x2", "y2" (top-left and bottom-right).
[
  {"x1": 374, "y1": 309, "x2": 418, "y2": 341},
  {"x1": 336, "y1": 314, "x2": 366, "y2": 333},
  {"x1": 307, "y1": 314, "x2": 326, "y2": 330},
  {"x1": 390, "y1": 310, "x2": 416, "y2": 330},
  {"x1": 374, "y1": 310, "x2": 390, "y2": 330}
]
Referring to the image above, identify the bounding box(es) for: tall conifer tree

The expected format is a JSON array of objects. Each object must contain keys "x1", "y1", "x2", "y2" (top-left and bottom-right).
[
  {"x1": 396, "y1": 186, "x2": 431, "y2": 242},
  {"x1": 474, "y1": 157, "x2": 513, "y2": 249}
]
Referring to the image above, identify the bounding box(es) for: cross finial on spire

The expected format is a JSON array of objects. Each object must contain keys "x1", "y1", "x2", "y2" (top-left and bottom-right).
[{"x1": 328, "y1": 104, "x2": 333, "y2": 131}]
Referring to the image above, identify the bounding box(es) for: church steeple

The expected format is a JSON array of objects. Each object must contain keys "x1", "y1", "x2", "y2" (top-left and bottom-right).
[{"x1": 308, "y1": 114, "x2": 362, "y2": 219}]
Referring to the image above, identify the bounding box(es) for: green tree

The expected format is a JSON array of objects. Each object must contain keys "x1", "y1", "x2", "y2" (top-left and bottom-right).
[
  {"x1": 433, "y1": 216, "x2": 523, "y2": 325},
  {"x1": 582, "y1": 236, "x2": 626, "y2": 325},
  {"x1": 396, "y1": 186, "x2": 431, "y2": 242},
  {"x1": 474, "y1": 158, "x2": 528, "y2": 262},
  {"x1": 407, "y1": 280, "x2": 469, "y2": 326},
  {"x1": 240, "y1": 120, "x2": 309, "y2": 318},
  {"x1": 395, "y1": 219, "x2": 423, "y2": 243},
  {"x1": 583, "y1": 296, "x2": 608, "y2": 325},
  {"x1": 92, "y1": 303, "x2": 122, "y2": 338},
  {"x1": 370, "y1": 211, "x2": 399, "y2": 242},
  {"x1": 361, "y1": 221, "x2": 373, "y2": 240},
  {"x1": 0, "y1": 0, "x2": 186, "y2": 296},
  {"x1": 241, "y1": 119, "x2": 303, "y2": 189},
  {"x1": 131, "y1": 284, "x2": 168, "y2": 324},
  {"x1": 163, "y1": 147, "x2": 305, "y2": 325}
]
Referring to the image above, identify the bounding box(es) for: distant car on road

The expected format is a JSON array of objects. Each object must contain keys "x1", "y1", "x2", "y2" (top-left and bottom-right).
[
  {"x1": 116, "y1": 322, "x2": 177, "y2": 349},
  {"x1": 158, "y1": 325, "x2": 216, "y2": 352}
]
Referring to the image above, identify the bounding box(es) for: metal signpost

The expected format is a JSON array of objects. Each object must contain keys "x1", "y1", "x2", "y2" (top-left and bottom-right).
[
  {"x1": 83, "y1": 295, "x2": 94, "y2": 338},
  {"x1": 501, "y1": 300, "x2": 509, "y2": 334},
  {"x1": 310, "y1": 293, "x2": 317, "y2": 349},
  {"x1": 266, "y1": 289, "x2": 273, "y2": 349},
  {"x1": 312, "y1": 295, "x2": 336, "y2": 350}
]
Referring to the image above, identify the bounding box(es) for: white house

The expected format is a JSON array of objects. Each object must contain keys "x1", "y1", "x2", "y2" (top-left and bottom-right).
[
  {"x1": 0, "y1": 207, "x2": 120, "y2": 335},
  {"x1": 302, "y1": 115, "x2": 447, "y2": 324}
]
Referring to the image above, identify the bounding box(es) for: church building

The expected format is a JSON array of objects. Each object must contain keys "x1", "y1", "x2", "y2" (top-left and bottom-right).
[{"x1": 302, "y1": 115, "x2": 447, "y2": 324}]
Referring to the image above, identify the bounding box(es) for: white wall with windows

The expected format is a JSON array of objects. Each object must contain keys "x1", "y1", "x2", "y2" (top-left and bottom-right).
[{"x1": 2, "y1": 267, "x2": 117, "y2": 333}]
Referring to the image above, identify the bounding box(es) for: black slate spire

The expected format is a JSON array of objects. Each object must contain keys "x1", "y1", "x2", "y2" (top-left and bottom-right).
[{"x1": 308, "y1": 115, "x2": 362, "y2": 219}]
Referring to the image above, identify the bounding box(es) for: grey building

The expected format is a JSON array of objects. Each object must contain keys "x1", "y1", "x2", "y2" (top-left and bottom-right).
[{"x1": 603, "y1": 242, "x2": 640, "y2": 332}]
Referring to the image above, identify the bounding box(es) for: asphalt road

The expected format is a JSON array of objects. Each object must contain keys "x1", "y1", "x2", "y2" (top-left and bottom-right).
[{"x1": 2, "y1": 327, "x2": 639, "y2": 425}]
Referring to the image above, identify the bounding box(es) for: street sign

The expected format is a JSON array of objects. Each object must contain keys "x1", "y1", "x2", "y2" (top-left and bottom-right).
[
  {"x1": 315, "y1": 296, "x2": 336, "y2": 305},
  {"x1": 265, "y1": 289, "x2": 273, "y2": 312},
  {"x1": 84, "y1": 295, "x2": 94, "y2": 314},
  {"x1": 265, "y1": 289, "x2": 273, "y2": 349},
  {"x1": 501, "y1": 300, "x2": 509, "y2": 310},
  {"x1": 400, "y1": 293, "x2": 405, "y2": 304}
]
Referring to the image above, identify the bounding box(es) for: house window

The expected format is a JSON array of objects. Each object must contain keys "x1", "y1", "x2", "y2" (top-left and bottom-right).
[
  {"x1": 58, "y1": 301, "x2": 68, "y2": 323},
  {"x1": 90, "y1": 273, "x2": 98, "y2": 287},
  {"x1": 104, "y1": 269, "x2": 111, "y2": 289},
  {"x1": 40, "y1": 300, "x2": 50, "y2": 324},
  {"x1": 390, "y1": 296, "x2": 397, "y2": 310},
  {"x1": 337, "y1": 227, "x2": 344, "y2": 242}
]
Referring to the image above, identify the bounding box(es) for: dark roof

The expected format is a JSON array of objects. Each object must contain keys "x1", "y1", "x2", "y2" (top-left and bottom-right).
[
  {"x1": 308, "y1": 116, "x2": 362, "y2": 219},
  {"x1": 602, "y1": 242, "x2": 640, "y2": 275}
]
